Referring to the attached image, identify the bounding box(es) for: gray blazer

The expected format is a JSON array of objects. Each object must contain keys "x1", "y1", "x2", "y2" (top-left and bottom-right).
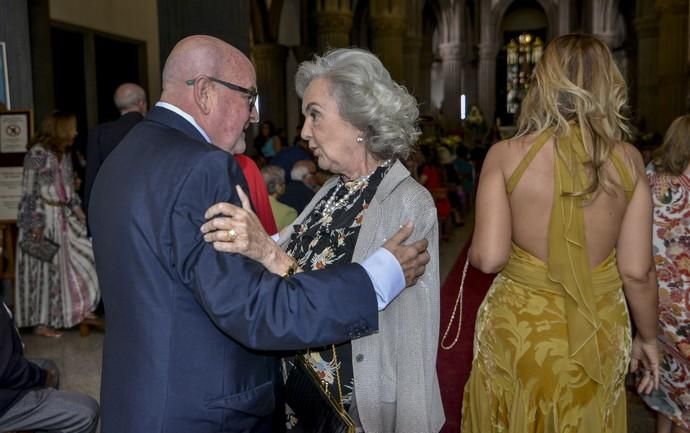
[{"x1": 279, "y1": 161, "x2": 445, "y2": 433}]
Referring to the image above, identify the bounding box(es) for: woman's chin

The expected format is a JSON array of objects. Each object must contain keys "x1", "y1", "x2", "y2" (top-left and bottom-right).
[{"x1": 315, "y1": 156, "x2": 327, "y2": 171}]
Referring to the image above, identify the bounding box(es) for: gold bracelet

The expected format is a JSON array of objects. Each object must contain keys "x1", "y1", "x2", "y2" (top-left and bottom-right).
[{"x1": 281, "y1": 257, "x2": 298, "y2": 278}]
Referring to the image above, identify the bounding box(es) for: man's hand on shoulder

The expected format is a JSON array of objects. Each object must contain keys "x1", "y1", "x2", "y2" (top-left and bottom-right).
[{"x1": 383, "y1": 222, "x2": 430, "y2": 287}]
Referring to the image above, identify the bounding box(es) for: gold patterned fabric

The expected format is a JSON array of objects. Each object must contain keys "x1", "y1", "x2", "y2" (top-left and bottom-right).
[{"x1": 462, "y1": 127, "x2": 634, "y2": 432}]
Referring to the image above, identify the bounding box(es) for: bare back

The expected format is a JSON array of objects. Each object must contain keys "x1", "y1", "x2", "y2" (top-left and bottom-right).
[
  {"x1": 470, "y1": 127, "x2": 652, "y2": 277},
  {"x1": 506, "y1": 133, "x2": 634, "y2": 267}
]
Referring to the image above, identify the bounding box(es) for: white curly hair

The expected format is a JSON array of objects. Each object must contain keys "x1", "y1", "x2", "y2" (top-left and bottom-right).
[{"x1": 295, "y1": 48, "x2": 420, "y2": 160}]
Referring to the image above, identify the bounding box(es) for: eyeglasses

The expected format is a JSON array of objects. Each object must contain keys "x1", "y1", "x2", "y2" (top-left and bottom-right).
[{"x1": 185, "y1": 76, "x2": 259, "y2": 115}]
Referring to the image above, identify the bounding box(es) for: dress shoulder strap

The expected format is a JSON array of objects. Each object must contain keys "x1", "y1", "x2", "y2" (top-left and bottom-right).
[
  {"x1": 609, "y1": 151, "x2": 635, "y2": 201},
  {"x1": 506, "y1": 129, "x2": 552, "y2": 195}
]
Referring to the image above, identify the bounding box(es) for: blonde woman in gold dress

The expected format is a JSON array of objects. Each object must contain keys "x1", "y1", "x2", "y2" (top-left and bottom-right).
[{"x1": 462, "y1": 34, "x2": 660, "y2": 432}]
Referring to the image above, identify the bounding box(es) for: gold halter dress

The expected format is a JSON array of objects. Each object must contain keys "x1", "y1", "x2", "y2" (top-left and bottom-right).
[{"x1": 461, "y1": 127, "x2": 634, "y2": 433}]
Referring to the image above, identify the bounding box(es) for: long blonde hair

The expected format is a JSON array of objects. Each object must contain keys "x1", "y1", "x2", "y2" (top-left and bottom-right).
[
  {"x1": 517, "y1": 34, "x2": 630, "y2": 195},
  {"x1": 653, "y1": 115, "x2": 690, "y2": 176}
]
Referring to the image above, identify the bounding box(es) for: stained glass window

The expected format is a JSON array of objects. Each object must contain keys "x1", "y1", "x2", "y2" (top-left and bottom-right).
[{"x1": 506, "y1": 33, "x2": 543, "y2": 114}]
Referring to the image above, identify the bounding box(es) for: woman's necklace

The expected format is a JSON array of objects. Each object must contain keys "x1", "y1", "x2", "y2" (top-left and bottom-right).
[{"x1": 319, "y1": 160, "x2": 392, "y2": 224}]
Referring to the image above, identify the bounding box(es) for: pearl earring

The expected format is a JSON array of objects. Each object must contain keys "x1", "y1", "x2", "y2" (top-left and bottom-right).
[{"x1": 356, "y1": 136, "x2": 364, "y2": 143}]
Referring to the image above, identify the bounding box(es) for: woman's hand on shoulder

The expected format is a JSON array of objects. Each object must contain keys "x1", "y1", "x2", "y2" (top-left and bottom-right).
[{"x1": 201, "y1": 186, "x2": 287, "y2": 273}]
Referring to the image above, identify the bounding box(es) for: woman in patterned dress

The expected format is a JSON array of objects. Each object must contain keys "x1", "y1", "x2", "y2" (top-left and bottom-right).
[
  {"x1": 642, "y1": 114, "x2": 690, "y2": 433},
  {"x1": 201, "y1": 48, "x2": 444, "y2": 433},
  {"x1": 14, "y1": 111, "x2": 99, "y2": 337}
]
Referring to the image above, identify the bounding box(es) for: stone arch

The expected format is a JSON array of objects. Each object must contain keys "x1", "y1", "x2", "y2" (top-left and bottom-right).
[
  {"x1": 491, "y1": 0, "x2": 558, "y2": 44},
  {"x1": 418, "y1": 0, "x2": 439, "y2": 115},
  {"x1": 250, "y1": 1, "x2": 289, "y2": 139},
  {"x1": 488, "y1": 0, "x2": 554, "y2": 125}
]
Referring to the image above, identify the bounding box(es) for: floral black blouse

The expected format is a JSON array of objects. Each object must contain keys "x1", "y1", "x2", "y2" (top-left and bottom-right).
[{"x1": 284, "y1": 162, "x2": 390, "y2": 429}]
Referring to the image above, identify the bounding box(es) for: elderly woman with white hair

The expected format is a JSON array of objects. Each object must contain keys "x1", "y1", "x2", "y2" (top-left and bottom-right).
[{"x1": 201, "y1": 48, "x2": 444, "y2": 433}]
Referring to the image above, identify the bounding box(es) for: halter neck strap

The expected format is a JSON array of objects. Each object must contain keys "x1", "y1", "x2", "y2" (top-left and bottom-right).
[{"x1": 506, "y1": 130, "x2": 552, "y2": 195}]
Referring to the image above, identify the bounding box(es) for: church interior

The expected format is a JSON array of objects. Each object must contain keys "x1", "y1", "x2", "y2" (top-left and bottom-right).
[{"x1": 0, "y1": 0, "x2": 687, "y2": 432}]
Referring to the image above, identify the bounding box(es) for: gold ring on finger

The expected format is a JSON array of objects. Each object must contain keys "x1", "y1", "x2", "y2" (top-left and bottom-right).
[{"x1": 227, "y1": 228, "x2": 237, "y2": 242}]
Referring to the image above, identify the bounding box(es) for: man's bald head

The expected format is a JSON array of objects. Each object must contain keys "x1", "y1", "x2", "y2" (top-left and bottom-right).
[
  {"x1": 161, "y1": 35, "x2": 254, "y2": 100},
  {"x1": 114, "y1": 83, "x2": 147, "y2": 114},
  {"x1": 159, "y1": 35, "x2": 258, "y2": 154}
]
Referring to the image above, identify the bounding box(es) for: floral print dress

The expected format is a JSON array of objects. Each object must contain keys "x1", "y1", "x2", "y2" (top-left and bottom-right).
[
  {"x1": 642, "y1": 167, "x2": 690, "y2": 429},
  {"x1": 283, "y1": 164, "x2": 389, "y2": 431}
]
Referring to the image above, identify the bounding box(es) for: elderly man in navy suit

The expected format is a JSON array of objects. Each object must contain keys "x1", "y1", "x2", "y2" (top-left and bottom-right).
[
  {"x1": 89, "y1": 35, "x2": 429, "y2": 433},
  {"x1": 84, "y1": 82, "x2": 147, "y2": 226}
]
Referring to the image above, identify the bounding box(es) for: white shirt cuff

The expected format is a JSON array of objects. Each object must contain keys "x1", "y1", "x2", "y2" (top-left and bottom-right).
[{"x1": 360, "y1": 247, "x2": 405, "y2": 311}]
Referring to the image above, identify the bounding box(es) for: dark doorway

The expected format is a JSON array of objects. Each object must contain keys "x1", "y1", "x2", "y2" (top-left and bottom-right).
[
  {"x1": 94, "y1": 35, "x2": 143, "y2": 123},
  {"x1": 51, "y1": 26, "x2": 89, "y2": 194},
  {"x1": 50, "y1": 25, "x2": 146, "y2": 201},
  {"x1": 51, "y1": 25, "x2": 147, "y2": 127},
  {"x1": 51, "y1": 27, "x2": 87, "y2": 137}
]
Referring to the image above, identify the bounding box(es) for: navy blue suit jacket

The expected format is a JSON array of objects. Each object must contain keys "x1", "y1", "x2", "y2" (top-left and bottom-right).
[
  {"x1": 279, "y1": 181, "x2": 315, "y2": 214},
  {"x1": 90, "y1": 106, "x2": 378, "y2": 433},
  {"x1": 84, "y1": 111, "x2": 143, "y2": 223}
]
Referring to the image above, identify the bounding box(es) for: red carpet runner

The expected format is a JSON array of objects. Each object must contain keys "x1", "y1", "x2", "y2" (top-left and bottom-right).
[{"x1": 437, "y1": 240, "x2": 495, "y2": 433}]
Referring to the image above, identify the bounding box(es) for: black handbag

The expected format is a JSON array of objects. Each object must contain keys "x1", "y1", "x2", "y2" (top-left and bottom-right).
[
  {"x1": 19, "y1": 236, "x2": 60, "y2": 262},
  {"x1": 284, "y1": 347, "x2": 355, "y2": 433}
]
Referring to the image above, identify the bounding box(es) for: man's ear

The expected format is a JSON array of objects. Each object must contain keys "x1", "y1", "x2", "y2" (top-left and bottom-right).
[{"x1": 192, "y1": 77, "x2": 214, "y2": 115}]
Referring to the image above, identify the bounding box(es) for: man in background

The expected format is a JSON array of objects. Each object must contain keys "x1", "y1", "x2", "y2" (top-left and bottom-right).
[
  {"x1": 84, "y1": 82, "x2": 147, "y2": 225},
  {"x1": 279, "y1": 159, "x2": 317, "y2": 213},
  {"x1": 270, "y1": 126, "x2": 312, "y2": 181}
]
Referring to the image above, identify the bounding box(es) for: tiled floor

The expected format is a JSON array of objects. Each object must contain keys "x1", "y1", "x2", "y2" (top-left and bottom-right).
[{"x1": 17, "y1": 220, "x2": 657, "y2": 432}]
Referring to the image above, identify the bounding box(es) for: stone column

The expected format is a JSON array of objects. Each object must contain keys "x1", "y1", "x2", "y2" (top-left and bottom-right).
[
  {"x1": 594, "y1": 32, "x2": 619, "y2": 48},
  {"x1": 634, "y1": 13, "x2": 659, "y2": 132},
  {"x1": 460, "y1": 43, "x2": 477, "y2": 110},
  {"x1": 252, "y1": 43, "x2": 288, "y2": 131},
  {"x1": 590, "y1": 0, "x2": 621, "y2": 48},
  {"x1": 478, "y1": 42, "x2": 498, "y2": 127},
  {"x1": 439, "y1": 42, "x2": 463, "y2": 131},
  {"x1": 477, "y1": 0, "x2": 497, "y2": 125},
  {"x1": 404, "y1": 0, "x2": 424, "y2": 95},
  {"x1": 558, "y1": 0, "x2": 574, "y2": 35},
  {"x1": 315, "y1": 10, "x2": 353, "y2": 52},
  {"x1": 403, "y1": 35, "x2": 423, "y2": 94},
  {"x1": 370, "y1": 15, "x2": 406, "y2": 82},
  {"x1": 656, "y1": 0, "x2": 689, "y2": 131},
  {"x1": 418, "y1": 33, "x2": 434, "y2": 116}
]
